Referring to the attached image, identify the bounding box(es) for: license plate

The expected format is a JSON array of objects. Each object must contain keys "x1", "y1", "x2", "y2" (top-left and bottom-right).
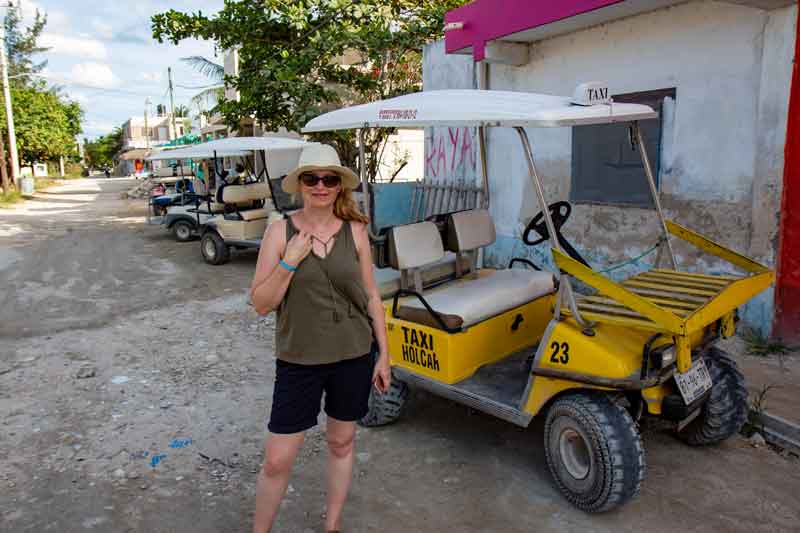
[{"x1": 674, "y1": 358, "x2": 713, "y2": 405}]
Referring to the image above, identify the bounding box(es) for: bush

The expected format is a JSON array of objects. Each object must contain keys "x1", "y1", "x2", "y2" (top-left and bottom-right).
[{"x1": 0, "y1": 189, "x2": 22, "y2": 207}]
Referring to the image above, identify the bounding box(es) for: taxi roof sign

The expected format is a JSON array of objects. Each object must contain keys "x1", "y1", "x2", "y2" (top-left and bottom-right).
[{"x1": 571, "y1": 82, "x2": 612, "y2": 106}]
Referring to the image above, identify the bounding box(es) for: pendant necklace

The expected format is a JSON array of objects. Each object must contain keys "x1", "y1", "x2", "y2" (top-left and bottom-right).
[{"x1": 311, "y1": 233, "x2": 336, "y2": 256}]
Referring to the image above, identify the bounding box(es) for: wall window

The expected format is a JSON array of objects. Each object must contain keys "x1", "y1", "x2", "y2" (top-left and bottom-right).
[{"x1": 570, "y1": 88, "x2": 675, "y2": 207}]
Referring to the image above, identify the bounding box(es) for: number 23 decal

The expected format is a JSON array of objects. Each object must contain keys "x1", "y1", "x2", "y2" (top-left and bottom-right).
[{"x1": 550, "y1": 341, "x2": 570, "y2": 364}]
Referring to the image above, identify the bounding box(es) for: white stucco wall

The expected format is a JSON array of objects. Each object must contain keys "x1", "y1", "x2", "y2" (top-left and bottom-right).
[{"x1": 422, "y1": 0, "x2": 797, "y2": 333}]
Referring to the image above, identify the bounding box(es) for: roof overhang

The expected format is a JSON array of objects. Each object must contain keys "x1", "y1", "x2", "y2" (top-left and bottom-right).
[{"x1": 445, "y1": 0, "x2": 795, "y2": 62}]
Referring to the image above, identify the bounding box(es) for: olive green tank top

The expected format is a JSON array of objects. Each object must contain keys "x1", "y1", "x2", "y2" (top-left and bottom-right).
[{"x1": 275, "y1": 216, "x2": 373, "y2": 365}]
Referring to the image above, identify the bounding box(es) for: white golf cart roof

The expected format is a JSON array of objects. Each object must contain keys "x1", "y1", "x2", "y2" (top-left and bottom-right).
[
  {"x1": 303, "y1": 88, "x2": 657, "y2": 132},
  {"x1": 146, "y1": 146, "x2": 249, "y2": 161},
  {"x1": 146, "y1": 136, "x2": 314, "y2": 161}
]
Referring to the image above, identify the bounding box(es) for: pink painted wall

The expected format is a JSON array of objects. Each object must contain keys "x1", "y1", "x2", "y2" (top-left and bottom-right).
[{"x1": 445, "y1": 0, "x2": 627, "y2": 61}]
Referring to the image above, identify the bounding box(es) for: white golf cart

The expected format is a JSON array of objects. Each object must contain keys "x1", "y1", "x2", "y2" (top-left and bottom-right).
[
  {"x1": 302, "y1": 84, "x2": 772, "y2": 511},
  {"x1": 195, "y1": 136, "x2": 314, "y2": 264},
  {"x1": 145, "y1": 143, "x2": 253, "y2": 242}
]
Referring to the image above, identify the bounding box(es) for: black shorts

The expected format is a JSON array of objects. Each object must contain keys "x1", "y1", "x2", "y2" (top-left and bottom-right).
[{"x1": 267, "y1": 351, "x2": 376, "y2": 434}]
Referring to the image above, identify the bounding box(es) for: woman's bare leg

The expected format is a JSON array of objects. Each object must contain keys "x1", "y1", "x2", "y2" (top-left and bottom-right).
[
  {"x1": 325, "y1": 417, "x2": 357, "y2": 531},
  {"x1": 252, "y1": 432, "x2": 305, "y2": 533}
]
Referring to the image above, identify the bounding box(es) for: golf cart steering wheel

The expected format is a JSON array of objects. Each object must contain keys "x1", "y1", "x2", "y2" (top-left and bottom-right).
[
  {"x1": 523, "y1": 201, "x2": 572, "y2": 245},
  {"x1": 522, "y1": 200, "x2": 591, "y2": 267}
]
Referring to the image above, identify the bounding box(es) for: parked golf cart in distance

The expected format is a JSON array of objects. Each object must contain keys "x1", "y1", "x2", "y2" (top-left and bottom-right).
[
  {"x1": 194, "y1": 137, "x2": 314, "y2": 265},
  {"x1": 145, "y1": 145, "x2": 251, "y2": 242},
  {"x1": 302, "y1": 83, "x2": 773, "y2": 512}
]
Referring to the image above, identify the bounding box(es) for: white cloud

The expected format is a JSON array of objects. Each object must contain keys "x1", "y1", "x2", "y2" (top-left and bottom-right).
[
  {"x1": 141, "y1": 71, "x2": 163, "y2": 83},
  {"x1": 21, "y1": 1, "x2": 71, "y2": 33},
  {"x1": 69, "y1": 62, "x2": 120, "y2": 88},
  {"x1": 69, "y1": 92, "x2": 90, "y2": 105},
  {"x1": 90, "y1": 18, "x2": 114, "y2": 40},
  {"x1": 40, "y1": 33, "x2": 108, "y2": 60}
]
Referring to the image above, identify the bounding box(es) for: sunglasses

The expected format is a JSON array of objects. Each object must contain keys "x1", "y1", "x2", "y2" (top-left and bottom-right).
[{"x1": 299, "y1": 173, "x2": 341, "y2": 188}]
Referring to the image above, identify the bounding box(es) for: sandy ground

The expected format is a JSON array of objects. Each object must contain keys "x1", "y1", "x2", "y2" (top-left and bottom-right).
[{"x1": 1, "y1": 178, "x2": 799, "y2": 532}]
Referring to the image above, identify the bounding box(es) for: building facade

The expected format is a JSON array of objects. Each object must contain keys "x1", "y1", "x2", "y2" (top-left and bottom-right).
[
  {"x1": 116, "y1": 113, "x2": 190, "y2": 175},
  {"x1": 426, "y1": 0, "x2": 798, "y2": 337}
]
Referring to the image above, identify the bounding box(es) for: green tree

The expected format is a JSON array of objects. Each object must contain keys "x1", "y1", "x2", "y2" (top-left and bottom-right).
[
  {"x1": 0, "y1": 84, "x2": 84, "y2": 165},
  {"x1": 152, "y1": 0, "x2": 465, "y2": 180},
  {"x1": 0, "y1": 3, "x2": 84, "y2": 192},
  {"x1": 174, "y1": 104, "x2": 190, "y2": 118},
  {"x1": 84, "y1": 127, "x2": 124, "y2": 169},
  {"x1": 4, "y1": 2, "x2": 49, "y2": 84}
]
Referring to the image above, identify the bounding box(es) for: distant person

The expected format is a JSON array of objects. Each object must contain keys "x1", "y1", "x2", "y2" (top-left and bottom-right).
[
  {"x1": 103, "y1": 167, "x2": 110, "y2": 179},
  {"x1": 249, "y1": 144, "x2": 390, "y2": 533},
  {"x1": 234, "y1": 163, "x2": 248, "y2": 183}
]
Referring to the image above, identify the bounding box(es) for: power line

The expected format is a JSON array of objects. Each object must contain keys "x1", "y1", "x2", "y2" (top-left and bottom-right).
[
  {"x1": 175, "y1": 82, "x2": 222, "y2": 90},
  {"x1": 13, "y1": 72, "x2": 158, "y2": 97}
]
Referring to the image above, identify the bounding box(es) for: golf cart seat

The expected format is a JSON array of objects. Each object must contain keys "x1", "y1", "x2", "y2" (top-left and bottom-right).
[
  {"x1": 218, "y1": 182, "x2": 272, "y2": 221},
  {"x1": 392, "y1": 210, "x2": 556, "y2": 330}
]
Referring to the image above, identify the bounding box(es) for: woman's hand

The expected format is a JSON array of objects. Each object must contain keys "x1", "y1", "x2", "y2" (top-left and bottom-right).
[
  {"x1": 283, "y1": 230, "x2": 312, "y2": 267},
  {"x1": 372, "y1": 353, "x2": 391, "y2": 394}
]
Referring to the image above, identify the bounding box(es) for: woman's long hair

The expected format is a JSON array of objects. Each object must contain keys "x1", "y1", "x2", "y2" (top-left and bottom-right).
[{"x1": 333, "y1": 187, "x2": 369, "y2": 224}]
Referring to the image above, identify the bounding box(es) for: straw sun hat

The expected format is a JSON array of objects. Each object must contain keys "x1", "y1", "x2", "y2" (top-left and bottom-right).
[{"x1": 282, "y1": 144, "x2": 360, "y2": 193}]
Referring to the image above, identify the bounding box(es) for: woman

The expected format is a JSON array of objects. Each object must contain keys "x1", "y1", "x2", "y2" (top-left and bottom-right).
[{"x1": 250, "y1": 143, "x2": 391, "y2": 533}]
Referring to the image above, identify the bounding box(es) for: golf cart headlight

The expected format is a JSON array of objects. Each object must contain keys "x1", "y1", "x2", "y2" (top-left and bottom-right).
[{"x1": 653, "y1": 345, "x2": 676, "y2": 368}]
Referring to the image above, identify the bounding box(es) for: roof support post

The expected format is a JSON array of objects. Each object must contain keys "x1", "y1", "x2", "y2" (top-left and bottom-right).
[
  {"x1": 515, "y1": 126, "x2": 589, "y2": 329},
  {"x1": 633, "y1": 121, "x2": 677, "y2": 270},
  {"x1": 478, "y1": 126, "x2": 489, "y2": 209},
  {"x1": 358, "y1": 128, "x2": 384, "y2": 242}
]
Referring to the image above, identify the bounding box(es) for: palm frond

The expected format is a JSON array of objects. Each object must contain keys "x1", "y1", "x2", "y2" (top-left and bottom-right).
[
  {"x1": 180, "y1": 56, "x2": 224, "y2": 81},
  {"x1": 190, "y1": 86, "x2": 225, "y2": 110}
]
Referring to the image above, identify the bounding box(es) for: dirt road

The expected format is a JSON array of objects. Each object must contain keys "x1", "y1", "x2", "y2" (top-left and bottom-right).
[{"x1": 1, "y1": 179, "x2": 799, "y2": 532}]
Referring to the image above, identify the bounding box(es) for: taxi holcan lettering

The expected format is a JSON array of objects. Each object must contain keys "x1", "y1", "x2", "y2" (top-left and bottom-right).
[{"x1": 400, "y1": 326, "x2": 440, "y2": 371}]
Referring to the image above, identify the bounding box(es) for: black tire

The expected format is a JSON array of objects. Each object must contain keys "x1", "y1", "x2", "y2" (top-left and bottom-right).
[
  {"x1": 201, "y1": 231, "x2": 230, "y2": 265},
  {"x1": 358, "y1": 376, "x2": 409, "y2": 427},
  {"x1": 544, "y1": 392, "x2": 645, "y2": 513},
  {"x1": 171, "y1": 220, "x2": 195, "y2": 242},
  {"x1": 677, "y1": 348, "x2": 748, "y2": 446}
]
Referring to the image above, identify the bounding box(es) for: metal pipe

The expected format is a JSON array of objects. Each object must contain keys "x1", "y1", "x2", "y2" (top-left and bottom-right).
[
  {"x1": 515, "y1": 127, "x2": 589, "y2": 329},
  {"x1": 409, "y1": 181, "x2": 419, "y2": 222},
  {"x1": 478, "y1": 126, "x2": 490, "y2": 209},
  {"x1": 414, "y1": 182, "x2": 425, "y2": 222},
  {"x1": 433, "y1": 180, "x2": 443, "y2": 217},
  {"x1": 421, "y1": 181, "x2": 430, "y2": 219},
  {"x1": 634, "y1": 122, "x2": 677, "y2": 270}
]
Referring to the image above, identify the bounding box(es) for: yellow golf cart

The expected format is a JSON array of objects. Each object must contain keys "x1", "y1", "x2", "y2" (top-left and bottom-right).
[{"x1": 302, "y1": 84, "x2": 773, "y2": 512}]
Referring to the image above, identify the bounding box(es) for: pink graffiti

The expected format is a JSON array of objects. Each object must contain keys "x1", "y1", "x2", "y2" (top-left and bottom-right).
[{"x1": 425, "y1": 127, "x2": 476, "y2": 178}]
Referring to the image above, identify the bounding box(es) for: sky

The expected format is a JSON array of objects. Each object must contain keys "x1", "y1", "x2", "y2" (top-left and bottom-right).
[{"x1": 16, "y1": 0, "x2": 223, "y2": 139}]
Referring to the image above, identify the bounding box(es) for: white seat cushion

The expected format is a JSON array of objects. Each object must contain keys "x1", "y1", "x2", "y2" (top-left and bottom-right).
[
  {"x1": 402, "y1": 269, "x2": 556, "y2": 328},
  {"x1": 239, "y1": 207, "x2": 271, "y2": 221},
  {"x1": 447, "y1": 209, "x2": 496, "y2": 252},
  {"x1": 389, "y1": 221, "x2": 444, "y2": 270},
  {"x1": 220, "y1": 182, "x2": 271, "y2": 203}
]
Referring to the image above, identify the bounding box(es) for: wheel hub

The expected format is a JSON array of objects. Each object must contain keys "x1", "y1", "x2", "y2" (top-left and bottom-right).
[
  {"x1": 559, "y1": 428, "x2": 590, "y2": 480},
  {"x1": 203, "y1": 238, "x2": 216, "y2": 258}
]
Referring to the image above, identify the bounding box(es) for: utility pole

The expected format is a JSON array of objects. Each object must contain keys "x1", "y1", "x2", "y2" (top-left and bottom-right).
[
  {"x1": 167, "y1": 67, "x2": 178, "y2": 141},
  {"x1": 0, "y1": 114, "x2": 9, "y2": 193},
  {"x1": 0, "y1": 18, "x2": 20, "y2": 190}
]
